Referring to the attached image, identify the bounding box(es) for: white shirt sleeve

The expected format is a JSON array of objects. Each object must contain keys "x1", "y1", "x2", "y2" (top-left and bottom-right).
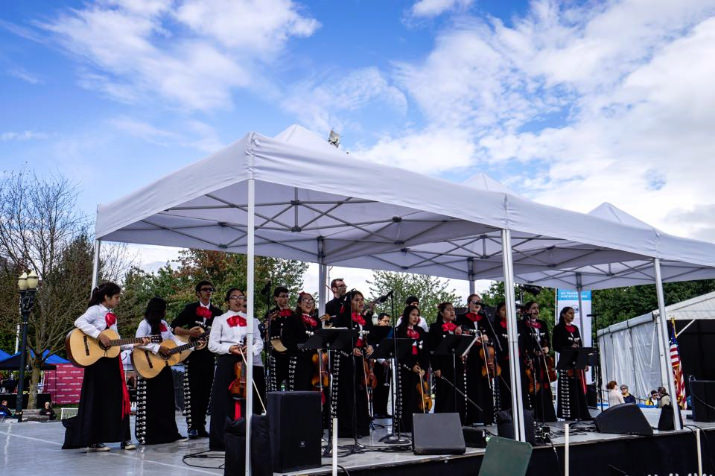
[
  {"x1": 74, "y1": 306, "x2": 103, "y2": 339},
  {"x1": 252, "y1": 317, "x2": 263, "y2": 357},
  {"x1": 209, "y1": 313, "x2": 232, "y2": 355},
  {"x1": 135, "y1": 320, "x2": 161, "y2": 353}
]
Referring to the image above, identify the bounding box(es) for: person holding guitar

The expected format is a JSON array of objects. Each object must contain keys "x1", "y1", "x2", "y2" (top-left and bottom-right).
[
  {"x1": 207, "y1": 288, "x2": 264, "y2": 451},
  {"x1": 395, "y1": 305, "x2": 431, "y2": 432},
  {"x1": 63, "y1": 282, "x2": 149, "y2": 452},
  {"x1": 170, "y1": 280, "x2": 222, "y2": 439},
  {"x1": 134, "y1": 297, "x2": 187, "y2": 445}
]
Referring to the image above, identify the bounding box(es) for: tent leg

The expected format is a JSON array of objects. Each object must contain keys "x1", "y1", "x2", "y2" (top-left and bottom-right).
[
  {"x1": 653, "y1": 258, "x2": 682, "y2": 431},
  {"x1": 245, "y1": 177, "x2": 256, "y2": 476},
  {"x1": 318, "y1": 238, "x2": 327, "y2": 312},
  {"x1": 91, "y1": 240, "x2": 101, "y2": 295},
  {"x1": 502, "y1": 228, "x2": 525, "y2": 441}
]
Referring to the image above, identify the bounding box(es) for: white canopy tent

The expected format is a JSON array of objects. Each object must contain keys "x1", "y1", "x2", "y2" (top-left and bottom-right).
[
  {"x1": 93, "y1": 125, "x2": 715, "y2": 463},
  {"x1": 598, "y1": 290, "x2": 715, "y2": 401}
]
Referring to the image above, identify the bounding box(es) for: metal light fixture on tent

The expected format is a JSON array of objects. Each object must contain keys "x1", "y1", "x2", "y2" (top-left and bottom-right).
[{"x1": 327, "y1": 129, "x2": 340, "y2": 148}]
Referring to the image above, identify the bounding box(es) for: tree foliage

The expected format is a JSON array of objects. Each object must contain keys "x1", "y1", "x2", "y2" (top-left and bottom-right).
[{"x1": 366, "y1": 271, "x2": 460, "y2": 324}]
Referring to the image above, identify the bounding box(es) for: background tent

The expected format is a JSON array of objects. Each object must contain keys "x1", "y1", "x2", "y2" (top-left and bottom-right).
[{"x1": 597, "y1": 290, "x2": 715, "y2": 400}]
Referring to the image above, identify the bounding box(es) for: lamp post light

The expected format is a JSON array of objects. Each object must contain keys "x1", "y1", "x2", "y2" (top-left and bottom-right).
[{"x1": 16, "y1": 270, "x2": 38, "y2": 422}]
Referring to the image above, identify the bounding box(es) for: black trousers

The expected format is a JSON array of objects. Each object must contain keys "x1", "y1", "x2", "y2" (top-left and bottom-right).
[{"x1": 187, "y1": 351, "x2": 215, "y2": 432}]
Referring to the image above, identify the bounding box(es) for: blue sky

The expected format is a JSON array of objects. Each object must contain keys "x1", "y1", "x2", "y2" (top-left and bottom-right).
[{"x1": 2, "y1": 0, "x2": 715, "y2": 294}]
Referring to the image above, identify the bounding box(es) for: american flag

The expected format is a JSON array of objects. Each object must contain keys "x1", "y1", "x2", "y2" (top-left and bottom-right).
[{"x1": 669, "y1": 321, "x2": 687, "y2": 409}]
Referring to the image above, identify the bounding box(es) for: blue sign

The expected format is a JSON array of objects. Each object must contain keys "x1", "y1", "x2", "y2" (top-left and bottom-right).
[{"x1": 557, "y1": 289, "x2": 591, "y2": 301}]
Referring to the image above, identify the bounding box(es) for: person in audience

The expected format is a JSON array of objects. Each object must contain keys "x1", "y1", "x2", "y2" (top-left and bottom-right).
[
  {"x1": 40, "y1": 401, "x2": 57, "y2": 421},
  {"x1": 620, "y1": 384, "x2": 636, "y2": 404},
  {"x1": 607, "y1": 380, "x2": 624, "y2": 406},
  {"x1": 0, "y1": 399, "x2": 13, "y2": 418}
]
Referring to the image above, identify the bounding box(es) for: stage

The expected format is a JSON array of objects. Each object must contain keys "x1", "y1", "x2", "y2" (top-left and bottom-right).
[{"x1": 1, "y1": 408, "x2": 713, "y2": 475}]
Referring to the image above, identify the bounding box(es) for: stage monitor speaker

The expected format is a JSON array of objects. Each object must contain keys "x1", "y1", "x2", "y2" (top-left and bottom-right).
[
  {"x1": 496, "y1": 409, "x2": 535, "y2": 445},
  {"x1": 224, "y1": 415, "x2": 272, "y2": 476},
  {"x1": 267, "y1": 391, "x2": 322, "y2": 472},
  {"x1": 412, "y1": 413, "x2": 466, "y2": 455},
  {"x1": 691, "y1": 380, "x2": 715, "y2": 422},
  {"x1": 594, "y1": 403, "x2": 653, "y2": 436},
  {"x1": 463, "y1": 426, "x2": 488, "y2": 448}
]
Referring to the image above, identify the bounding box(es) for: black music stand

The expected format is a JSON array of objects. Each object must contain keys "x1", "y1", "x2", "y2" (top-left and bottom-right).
[
  {"x1": 434, "y1": 335, "x2": 485, "y2": 416},
  {"x1": 370, "y1": 337, "x2": 413, "y2": 445},
  {"x1": 556, "y1": 347, "x2": 597, "y2": 371}
]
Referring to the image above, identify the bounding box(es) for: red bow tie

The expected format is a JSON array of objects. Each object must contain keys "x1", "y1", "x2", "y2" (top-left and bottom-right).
[
  {"x1": 565, "y1": 324, "x2": 576, "y2": 332},
  {"x1": 302, "y1": 314, "x2": 318, "y2": 328},
  {"x1": 499, "y1": 319, "x2": 507, "y2": 329},
  {"x1": 227, "y1": 315, "x2": 247, "y2": 327},
  {"x1": 160, "y1": 323, "x2": 168, "y2": 332},
  {"x1": 465, "y1": 312, "x2": 481, "y2": 322},
  {"x1": 442, "y1": 322, "x2": 457, "y2": 333},
  {"x1": 351, "y1": 313, "x2": 365, "y2": 326},
  {"x1": 406, "y1": 328, "x2": 420, "y2": 339},
  {"x1": 196, "y1": 306, "x2": 212, "y2": 319},
  {"x1": 105, "y1": 312, "x2": 117, "y2": 327},
  {"x1": 526, "y1": 319, "x2": 541, "y2": 329},
  {"x1": 279, "y1": 309, "x2": 293, "y2": 317}
]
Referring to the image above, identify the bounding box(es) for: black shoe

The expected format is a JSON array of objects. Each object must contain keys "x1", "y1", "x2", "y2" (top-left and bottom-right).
[
  {"x1": 197, "y1": 429, "x2": 209, "y2": 438},
  {"x1": 188, "y1": 429, "x2": 199, "y2": 440}
]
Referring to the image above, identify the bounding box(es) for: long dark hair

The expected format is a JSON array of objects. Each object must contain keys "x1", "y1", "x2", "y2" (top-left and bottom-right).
[
  {"x1": 523, "y1": 301, "x2": 538, "y2": 317},
  {"x1": 88, "y1": 282, "x2": 121, "y2": 307},
  {"x1": 397, "y1": 305, "x2": 420, "y2": 333},
  {"x1": 558, "y1": 306, "x2": 574, "y2": 324},
  {"x1": 435, "y1": 302, "x2": 453, "y2": 324},
  {"x1": 144, "y1": 297, "x2": 167, "y2": 334},
  {"x1": 496, "y1": 302, "x2": 507, "y2": 319}
]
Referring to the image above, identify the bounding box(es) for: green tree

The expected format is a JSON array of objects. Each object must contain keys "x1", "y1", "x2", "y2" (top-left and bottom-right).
[{"x1": 366, "y1": 271, "x2": 460, "y2": 324}]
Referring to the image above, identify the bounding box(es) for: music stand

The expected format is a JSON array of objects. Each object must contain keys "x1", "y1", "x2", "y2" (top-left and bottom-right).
[
  {"x1": 434, "y1": 335, "x2": 485, "y2": 415},
  {"x1": 371, "y1": 337, "x2": 413, "y2": 445}
]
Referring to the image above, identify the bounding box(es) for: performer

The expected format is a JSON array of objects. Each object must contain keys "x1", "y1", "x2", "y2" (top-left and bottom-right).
[
  {"x1": 372, "y1": 313, "x2": 392, "y2": 418},
  {"x1": 332, "y1": 290, "x2": 373, "y2": 438},
  {"x1": 395, "y1": 296, "x2": 429, "y2": 331},
  {"x1": 553, "y1": 306, "x2": 591, "y2": 420},
  {"x1": 281, "y1": 292, "x2": 321, "y2": 391},
  {"x1": 492, "y1": 302, "x2": 512, "y2": 412},
  {"x1": 170, "y1": 280, "x2": 222, "y2": 439},
  {"x1": 455, "y1": 295, "x2": 494, "y2": 425},
  {"x1": 324, "y1": 278, "x2": 347, "y2": 320},
  {"x1": 395, "y1": 305, "x2": 430, "y2": 432},
  {"x1": 134, "y1": 297, "x2": 186, "y2": 445},
  {"x1": 208, "y1": 288, "x2": 265, "y2": 451},
  {"x1": 63, "y1": 282, "x2": 146, "y2": 451},
  {"x1": 521, "y1": 301, "x2": 557, "y2": 422},
  {"x1": 265, "y1": 286, "x2": 292, "y2": 391},
  {"x1": 429, "y1": 302, "x2": 462, "y2": 414}
]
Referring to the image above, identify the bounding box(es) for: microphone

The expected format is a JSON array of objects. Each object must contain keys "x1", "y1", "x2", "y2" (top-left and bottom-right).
[
  {"x1": 260, "y1": 281, "x2": 272, "y2": 297},
  {"x1": 376, "y1": 290, "x2": 393, "y2": 304}
]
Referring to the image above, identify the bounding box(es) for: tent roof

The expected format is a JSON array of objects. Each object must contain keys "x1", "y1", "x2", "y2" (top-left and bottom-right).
[
  {"x1": 597, "y1": 290, "x2": 715, "y2": 337},
  {"x1": 95, "y1": 125, "x2": 715, "y2": 290},
  {"x1": 0, "y1": 350, "x2": 64, "y2": 370}
]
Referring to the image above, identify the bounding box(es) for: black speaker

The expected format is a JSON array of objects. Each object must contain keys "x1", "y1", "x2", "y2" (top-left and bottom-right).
[
  {"x1": 586, "y1": 383, "x2": 597, "y2": 407},
  {"x1": 496, "y1": 409, "x2": 535, "y2": 445},
  {"x1": 224, "y1": 415, "x2": 272, "y2": 476},
  {"x1": 462, "y1": 426, "x2": 487, "y2": 448},
  {"x1": 412, "y1": 413, "x2": 466, "y2": 455},
  {"x1": 267, "y1": 391, "x2": 321, "y2": 472},
  {"x1": 594, "y1": 403, "x2": 653, "y2": 436},
  {"x1": 691, "y1": 380, "x2": 715, "y2": 422}
]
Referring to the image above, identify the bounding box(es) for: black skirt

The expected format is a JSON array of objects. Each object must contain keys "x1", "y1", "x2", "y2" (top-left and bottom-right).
[
  {"x1": 209, "y1": 354, "x2": 266, "y2": 451},
  {"x1": 63, "y1": 356, "x2": 130, "y2": 448},
  {"x1": 136, "y1": 366, "x2": 183, "y2": 444}
]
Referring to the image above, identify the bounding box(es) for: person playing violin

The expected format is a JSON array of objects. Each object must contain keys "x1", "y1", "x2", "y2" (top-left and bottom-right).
[
  {"x1": 372, "y1": 313, "x2": 393, "y2": 418},
  {"x1": 521, "y1": 301, "x2": 557, "y2": 422},
  {"x1": 207, "y1": 288, "x2": 264, "y2": 451},
  {"x1": 553, "y1": 306, "x2": 591, "y2": 420},
  {"x1": 265, "y1": 286, "x2": 292, "y2": 392},
  {"x1": 281, "y1": 292, "x2": 321, "y2": 391},
  {"x1": 332, "y1": 290, "x2": 373, "y2": 438},
  {"x1": 455, "y1": 294, "x2": 494, "y2": 425},
  {"x1": 396, "y1": 305, "x2": 431, "y2": 432},
  {"x1": 429, "y1": 302, "x2": 462, "y2": 414}
]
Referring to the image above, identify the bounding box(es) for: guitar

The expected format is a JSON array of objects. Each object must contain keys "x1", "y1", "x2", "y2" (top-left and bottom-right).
[
  {"x1": 132, "y1": 337, "x2": 207, "y2": 379},
  {"x1": 65, "y1": 328, "x2": 162, "y2": 367},
  {"x1": 174, "y1": 326, "x2": 209, "y2": 355}
]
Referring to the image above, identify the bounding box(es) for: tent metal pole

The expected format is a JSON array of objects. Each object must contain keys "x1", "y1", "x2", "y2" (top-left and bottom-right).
[
  {"x1": 502, "y1": 228, "x2": 525, "y2": 441},
  {"x1": 575, "y1": 273, "x2": 585, "y2": 342},
  {"x1": 245, "y1": 173, "x2": 256, "y2": 475},
  {"x1": 654, "y1": 258, "x2": 682, "y2": 430},
  {"x1": 318, "y1": 238, "x2": 327, "y2": 312},
  {"x1": 467, "y1": 257, "x2": 475, "y2": 295},
  {"x1": 654, "y1": 311, "x2": 668, "y2": 388},
  {"x1": 91, "y1": 239, "x2": 101, "y2": 295}
]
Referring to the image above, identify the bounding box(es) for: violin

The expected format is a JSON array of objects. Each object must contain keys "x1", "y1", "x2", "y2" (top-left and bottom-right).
[
  {"x1": 363, "y1": 357, "x2": 377, "y2": 390},
  {"x1": 228, "y1": 361, "x2": 247, "y2": 399},
  {"x1": 479, "y1": 344, "x2": 502, "y2": 378},
  {"x1": 311, "y1": 351, "x2": 330, "y2": 389},
  {"x1": 417, "y1": 367, "x2": 433, "y2": 412},
  {"x1": 544, "y1": 354, "x2": 558, "y2": 382}
]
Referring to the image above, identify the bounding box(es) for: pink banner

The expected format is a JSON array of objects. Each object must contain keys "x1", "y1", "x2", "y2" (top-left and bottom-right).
[{"x1": 44, "y1": 364, "x2": 84, "y2": 405}]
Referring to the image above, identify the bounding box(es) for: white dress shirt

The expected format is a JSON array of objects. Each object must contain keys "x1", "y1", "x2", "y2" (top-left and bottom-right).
[
  {"x1": 135, "y1": 319, "x2": 185, "y2": 354},
  {"x1": 209, "y1": 310, "x2": 263, "y2": 365},
  {"x1": 75, "y1": 304, "x2": 134, "y2": 351}
]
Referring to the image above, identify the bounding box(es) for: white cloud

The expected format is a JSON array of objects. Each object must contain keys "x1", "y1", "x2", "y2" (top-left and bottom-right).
[
  {"x1": 109, "y1": 116, "x2": 225, "y2": 153},
  {"x1": 37, "y1": 0, "x2": 319, "y2": 111},
  {"x1": 1, "y1": 131, "x2": 49, "y2": 141},
  {"x1": 7, "y1": 67, "x2": 42, "y2": 84},
  {"x1": 281, "y1": 67, "x2": 407, "y2": 133},
  {"x1": 410, "y1": 0, "x2": 474, "y2": 18}
]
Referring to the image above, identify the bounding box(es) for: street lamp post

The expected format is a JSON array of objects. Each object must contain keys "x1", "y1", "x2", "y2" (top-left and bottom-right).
[{"x1": 16, "y1": 271, "x2": 38, "y2": 422}]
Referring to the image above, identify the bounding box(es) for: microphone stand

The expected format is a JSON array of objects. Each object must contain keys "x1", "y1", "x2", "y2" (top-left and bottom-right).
[{"x1": 379, "y1": 291, "x2": 410, "y2": 446}]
